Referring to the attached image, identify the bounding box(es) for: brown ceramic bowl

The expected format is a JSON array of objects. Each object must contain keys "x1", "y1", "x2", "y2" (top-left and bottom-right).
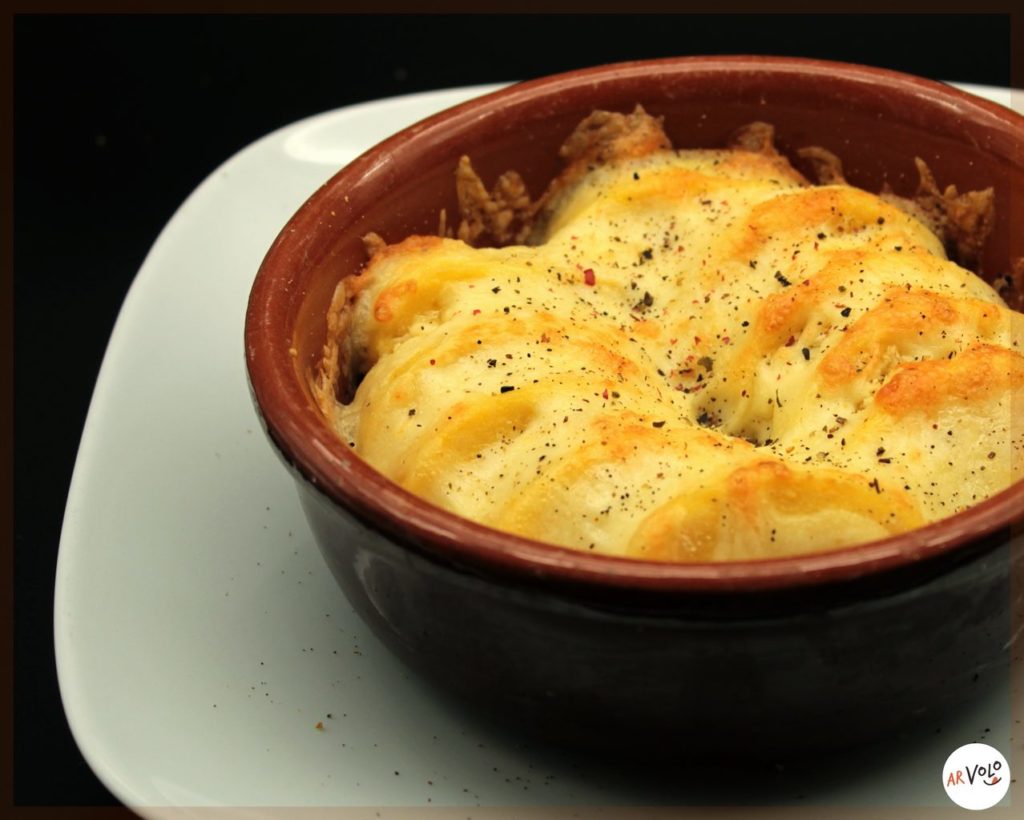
[{"x1": 246, "y1": 56, "x2": 1024, "y2": 760}]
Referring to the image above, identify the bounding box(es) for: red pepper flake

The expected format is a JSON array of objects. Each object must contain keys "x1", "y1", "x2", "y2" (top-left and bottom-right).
[
  {"x1": 472, "y1": 309, "x2": 481, "y2": 315},
  {"x1": 583, "y1": 268, "x2": 596, "y2": 286},
  {"x1": 694, "y1": 336, "x2": 702, "y2": 345},
  {"x1": 602, "y1": 388, "x2": 609, "y2": 400},
  {"x1": 315, "y1": 721, "x2": 324, "y2": 731},
  {"x1": 785, "y1": 335, "x2": 796, "y2": 347},
  {"x1": 722, "y1": 336, "x2": 731, "y2": 345},
  {"x1": 429, "y1": 359, "x2": 436, "y2": 365}
]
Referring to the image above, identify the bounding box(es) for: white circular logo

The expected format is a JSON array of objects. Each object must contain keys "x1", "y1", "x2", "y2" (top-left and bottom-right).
[{"x1": 942, "y1": 743, "x2": 1010, "y2": 810}]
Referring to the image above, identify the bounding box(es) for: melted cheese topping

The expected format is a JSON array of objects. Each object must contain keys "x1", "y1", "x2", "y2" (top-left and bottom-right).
[{"x1": 320, "y1": 147, "x2": 1023, "y2": 561}]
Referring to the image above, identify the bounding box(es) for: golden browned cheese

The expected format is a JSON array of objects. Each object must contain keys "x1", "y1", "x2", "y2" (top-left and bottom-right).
[{"x1": 316, "y1": 125, "x2": 1023, "y2": 562}]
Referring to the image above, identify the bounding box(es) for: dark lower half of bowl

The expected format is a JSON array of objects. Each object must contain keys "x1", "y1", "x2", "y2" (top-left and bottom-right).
[{"x1": 296, "y1": 478, "x2": 1015, "y2": 761}]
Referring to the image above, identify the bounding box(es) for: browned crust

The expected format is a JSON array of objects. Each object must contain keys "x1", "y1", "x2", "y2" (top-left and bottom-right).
[
  {"x1": 362, "y1": 231, "x2": 388, "y2": 259},
  {"x1": 994, "y1": 257, "x2": 1024, "y2": 311},
  {"x1": 910, "y1": 157, "x2": 996, "y2": 271},
  {"x1": 451, "y1": 104, "x2": 673, "y2": 247},
  {"x1": 454, "y1": 158, "x2": 534, "y2": 246},
  {"x1": 629, "y1": 458, "x2": 923, "y2": 562},
  {"x1": 873, "y1": 344, "x2": 1024, "y2": 416},
  {"x1": 313, "y1": 233, "x2": 447, "y2": 410},
  {"x1": 312, "y1": 278, "x2": 356, "y2": 413},
  {"x1": 796, "y1": 146, "x2": 848, "y2": 185},
  {"x1": 556, "y1": 105, "x2": 673, "y2": 167},
  {"x1": 729, "y1": 121, "x2": 780, "y2": 156},
  {"x1": 817, "y1": 289, "x2": 1002, "y2": 391}
]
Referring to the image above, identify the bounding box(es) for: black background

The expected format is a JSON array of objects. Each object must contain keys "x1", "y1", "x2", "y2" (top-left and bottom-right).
[{"x1": 12, "y1": 13, "x2": 1013, "y2": 808}]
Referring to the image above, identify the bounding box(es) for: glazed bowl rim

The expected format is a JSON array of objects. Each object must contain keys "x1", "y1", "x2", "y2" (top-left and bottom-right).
[{"x1": 246, "y1": 55, "x2": 1024, "y2": 593}]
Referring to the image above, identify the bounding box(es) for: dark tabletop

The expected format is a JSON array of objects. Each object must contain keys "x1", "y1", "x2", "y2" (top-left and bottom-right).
[{"x1": 12, "y1": 12, "x2": 1013, "y2": 809}]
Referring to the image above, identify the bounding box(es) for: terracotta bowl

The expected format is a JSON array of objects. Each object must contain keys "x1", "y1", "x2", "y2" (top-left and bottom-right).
[{"x1": 246, "y1": 56, "x2": 1024, "y2": 760}]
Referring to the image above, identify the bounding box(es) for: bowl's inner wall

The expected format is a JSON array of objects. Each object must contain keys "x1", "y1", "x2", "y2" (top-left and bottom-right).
[{"x1": 286, "y1": 66, "x2": 1024, "y2": 407}]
